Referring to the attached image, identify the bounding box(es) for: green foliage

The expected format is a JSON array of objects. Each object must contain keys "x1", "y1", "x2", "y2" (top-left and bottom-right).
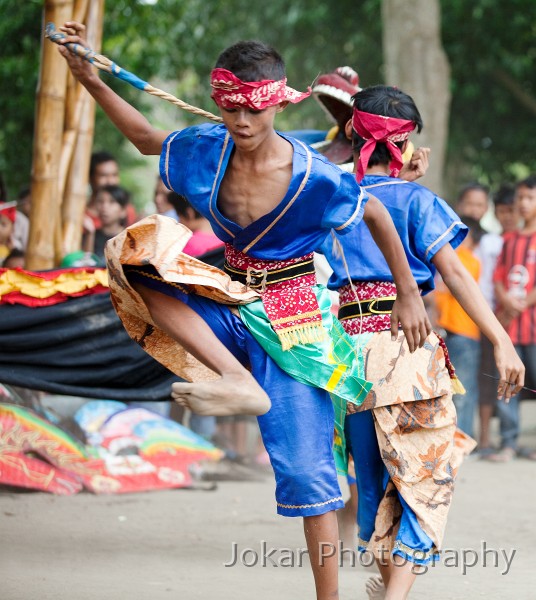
[
  {"x1": 441, "y1": 0, "x2": 536, "y2": 188},
  {"x1": 0, "y1": 0, "x2": 42, "y2": 198},
  {"x1": 0, "y1": 0, "x2": 534, "y2": 203}
]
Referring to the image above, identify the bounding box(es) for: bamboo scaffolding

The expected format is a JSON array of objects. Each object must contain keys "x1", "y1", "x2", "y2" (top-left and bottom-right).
[
  {"x1": 62, "y1": 0, "x2": 104, "y2": 254},
  {"x1": 27, "y1": 0, "x2": 74, "y2": 270}
]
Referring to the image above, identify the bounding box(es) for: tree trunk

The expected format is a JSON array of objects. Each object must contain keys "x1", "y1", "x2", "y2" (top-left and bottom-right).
[
  {"x1": 62, "y1": 0, "x2": 104, "y2": 255},
  {"x1": 382, "y1": 0, "x2": 450, "y2": 196},
  {"x1": 27, "y1": 0, "x2": 74, "y2": 270}
]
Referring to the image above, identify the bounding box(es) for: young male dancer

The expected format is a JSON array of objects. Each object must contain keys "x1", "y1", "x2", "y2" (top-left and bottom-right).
[
  {"x1": 58, "y1": 23, "x2": 430, "y2": 600},
  {"x1": 321, "y1": 85, "x2": 524, "y2": 600}
]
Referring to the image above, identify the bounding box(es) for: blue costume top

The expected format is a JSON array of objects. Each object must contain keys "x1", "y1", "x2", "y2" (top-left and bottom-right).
[
  {"x1": 160, "y1": 124, "x2": 368, "y2": 260},
  {"x1": 321, "y1": 175, "x2": 467, "y2": 294}
]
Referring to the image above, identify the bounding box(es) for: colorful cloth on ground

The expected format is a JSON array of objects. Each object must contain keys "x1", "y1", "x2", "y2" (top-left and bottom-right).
[
  {"x1": 436, "y1": 245, "x2": 481, "y2": 340},
  {"x1": 160, "y1": 124, "x2": 368, "y2": 260},
  {"x1": 105, "y1": 215, "x2": 372, "y2": 408},
  {"x1": 210, "y1": 68, "x2": 311, "y2": 110},
  {"x1": 493, "y1": 230, "x2": 536, "y2": 345},
  {"x1": 0, "y1": 267, "x2": 109, "y2": 306},
  {"x1": 351, "y1": 110, "x2": 416, "y2": 182},
  {"x1": 320, "y1": 175, "x2": 466, "y2": 294},
  {"x1": 0, "y1": 402, "x2": 221, "y2": 495}
]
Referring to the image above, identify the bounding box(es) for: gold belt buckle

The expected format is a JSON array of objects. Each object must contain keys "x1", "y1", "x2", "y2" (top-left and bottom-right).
[{"x1": 246, "y1": 266, "x2": 268, "y2": 292}]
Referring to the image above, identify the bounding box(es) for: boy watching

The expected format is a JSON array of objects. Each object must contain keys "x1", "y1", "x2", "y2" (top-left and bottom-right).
[{"x1": 492, "y1": 175, "x2": 536, "y2": 461}]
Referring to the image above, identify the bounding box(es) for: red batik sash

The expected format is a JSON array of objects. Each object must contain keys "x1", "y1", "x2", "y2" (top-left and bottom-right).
[
  {"x1": 338, "y1": 281, "x2": 397, "y2": 335},
  {"x1": 224, "y1": 245, "x2": 323, "y2": 350}
]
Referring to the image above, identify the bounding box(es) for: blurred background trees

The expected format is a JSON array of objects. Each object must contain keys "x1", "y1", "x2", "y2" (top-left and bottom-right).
[{"x1": 1, "y1": 0, "x2": 534, "y2": 206}]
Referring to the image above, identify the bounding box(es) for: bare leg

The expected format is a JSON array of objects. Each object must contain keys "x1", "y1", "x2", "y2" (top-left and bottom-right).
[
  {"x1": 384, "y1": 558, "x2": 417, "y2": 600},
  {"x1": 336, "y1": 482, "x2": 358, "y2": 553},
  {"x1": 304, "y1": 511, "x2": 340, "y2": 600},
  {"x1": 133, "y1": 283, "x2": 270, "y2": 416},
  {"x1": 365, "y1": 558, "x2": 389, "y2": 600},
  {"x1": 366, "y1": 554, "x2": 418, "y2": 600}
]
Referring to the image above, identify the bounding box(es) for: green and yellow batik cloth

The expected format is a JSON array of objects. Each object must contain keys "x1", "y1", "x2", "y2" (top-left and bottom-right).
[
  {"x1": 240, "y1": 286, "x2": 372, "y2": 469},
  {"x1": 105, "y1": 216, "x2": 372, "y2": 439}
]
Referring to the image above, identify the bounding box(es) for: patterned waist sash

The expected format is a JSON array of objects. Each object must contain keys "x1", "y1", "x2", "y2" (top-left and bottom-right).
[
  {"x1": 338, "y1": 281, "x2": 397, "y2": 335},
  {"x1": 338, "y1": 280, "x2": 465, "y2": 394},
  {"x1": 224, "y1": 245, "x2": 323, "y2": 350}
]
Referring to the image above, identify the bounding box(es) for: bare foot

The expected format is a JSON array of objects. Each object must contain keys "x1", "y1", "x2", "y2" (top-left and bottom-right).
[
  {"x1": 171, "y1": 372, "x2": 271, "y2": 416},
  {"x1": 366, "y1": 575, "x2": 386, "y2": 600}
]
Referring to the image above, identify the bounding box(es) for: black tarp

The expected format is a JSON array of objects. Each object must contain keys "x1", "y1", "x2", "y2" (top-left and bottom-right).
[
  {"x1": 0, "y1": 247, "x2": 226, "y2": 400},
  {"x1": 0, "y1": 293, "x2": 177, "y2": 400}
]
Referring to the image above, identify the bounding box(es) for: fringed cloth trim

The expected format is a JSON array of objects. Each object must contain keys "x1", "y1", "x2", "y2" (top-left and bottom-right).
[
  {"x1": 435, "y1": 333, "x2": 466, "y2": 395},
  {"x1": 338, "y1": 280, "x2": 465, "y2": 395},
  {"x1": 0, "y1": 267, "x2": 109, "y2": 307},
  {"x1": 224, "y1": 244, "x2": 324, "y2": 350}
]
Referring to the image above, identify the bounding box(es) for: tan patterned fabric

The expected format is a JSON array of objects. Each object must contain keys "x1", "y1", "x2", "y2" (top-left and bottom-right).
[
  {"x1": 348, "y1": 331, "x2": 476, "y2": 553},
  {"x1": 105, "y1": 215, "x2": 260, "y2": 383},
  {"x1": 367, "y1": 400, "x2": 475, "y2": 554},
  {"x1": 347, "y1": 331, "x2": 453, "y2": 413}
]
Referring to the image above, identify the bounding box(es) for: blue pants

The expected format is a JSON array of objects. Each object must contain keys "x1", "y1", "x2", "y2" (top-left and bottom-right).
[
  {"x1": 445, "y1": 333, "x2": 480, "y2": 437},
  {"x1": 496, "y1": 343, "x2": 536, "y2": 449},
  {"x1": 128, "y1": 271, "x2": 343, "y2": 517},
  {"x1": 345, "y1": 410, "x2": 438, "y2": 564}
]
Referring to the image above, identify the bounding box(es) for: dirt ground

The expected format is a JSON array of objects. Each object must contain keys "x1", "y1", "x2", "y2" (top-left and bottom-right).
[{"x1": 2, "y1": 403, "x2": 536, "y2": 600}]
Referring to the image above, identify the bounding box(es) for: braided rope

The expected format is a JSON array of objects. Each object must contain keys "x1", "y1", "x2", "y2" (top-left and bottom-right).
[{"x1": 45, "y1": 23, "x2": 223, "y2": 123}]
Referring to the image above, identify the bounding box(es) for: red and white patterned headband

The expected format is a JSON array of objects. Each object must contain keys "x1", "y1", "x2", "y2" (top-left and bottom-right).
[
  {"x1": 210, "y1": 68, "x2": 311, "y2": 110},
  {"x1": 352, "y1": 109, "x2": 416, "y2": 182}
]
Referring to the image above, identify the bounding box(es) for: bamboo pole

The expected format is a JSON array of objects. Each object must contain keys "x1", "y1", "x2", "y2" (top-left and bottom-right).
[
  {"x1": 58, "y1": 0, "x2": 89, "y2": 212},
  {"x1": 62, "y1": 0, "x2": 104, "y2": 255},
  {"x1": 55, "y1": 0, "x2": 89, "y2": 260},
  {"x1": 27, "y1": 0, "x2": 74, "y2": 270},
  {"x1": 58, "y1": 83, "x2": 84, "y2": 201},
  {"x1": 73, "y1": 0, "x2": 89, "y2": 22}
]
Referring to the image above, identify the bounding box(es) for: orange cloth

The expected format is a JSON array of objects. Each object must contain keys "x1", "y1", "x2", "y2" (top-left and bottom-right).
[{"x1": 435, "y1": 245, "x2": 481, "y2": 340}]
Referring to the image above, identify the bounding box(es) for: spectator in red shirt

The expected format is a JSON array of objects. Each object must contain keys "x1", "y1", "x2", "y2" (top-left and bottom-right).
[{"x1": 491, "y1": 175, "x2": 536, "y2": 461}]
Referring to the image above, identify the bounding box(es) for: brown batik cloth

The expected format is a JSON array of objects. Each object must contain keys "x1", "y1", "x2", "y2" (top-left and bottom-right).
[
  {"x1": 105, "y1": 215, "x2": 260, "y2": 384},
  {"x1": 348, "y1": 331, "x2": 476, "y2": 555}
]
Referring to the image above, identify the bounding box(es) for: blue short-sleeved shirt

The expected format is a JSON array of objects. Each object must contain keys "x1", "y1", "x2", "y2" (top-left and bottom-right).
[
  {"x1": 321, "y1": 175, "x2": 467, "y2": 294},
  {"x1": 160, "y1": 124, "x2": 368, "y2": 260}
]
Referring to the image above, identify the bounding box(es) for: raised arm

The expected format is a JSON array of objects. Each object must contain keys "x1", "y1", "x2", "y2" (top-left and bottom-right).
[
  {"x1": 57, "y1": 22, "x2": 170, "y2": 155},
  {"x1": 433, "y1": 243, "x2": 525, "y2": 399},
  {"x1": 363, "y1": 194, "x2": 432, "y2": 352}
]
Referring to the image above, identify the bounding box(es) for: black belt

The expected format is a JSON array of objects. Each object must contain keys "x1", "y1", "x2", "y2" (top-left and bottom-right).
[
  {"x1": 223, "y1": 258, "x2": 315, "y2": 291},
  {"x1": 338, "y1": 296, "x2": 396, "y2": 320}
]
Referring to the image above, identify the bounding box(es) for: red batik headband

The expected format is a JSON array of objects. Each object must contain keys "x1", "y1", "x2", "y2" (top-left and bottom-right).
[
  {"x1": 210, "y1": 68, "x2": 311, "y2": 110},
  {"x1": 352, "y1": 109, "x2": 416, "y2": 182}
]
